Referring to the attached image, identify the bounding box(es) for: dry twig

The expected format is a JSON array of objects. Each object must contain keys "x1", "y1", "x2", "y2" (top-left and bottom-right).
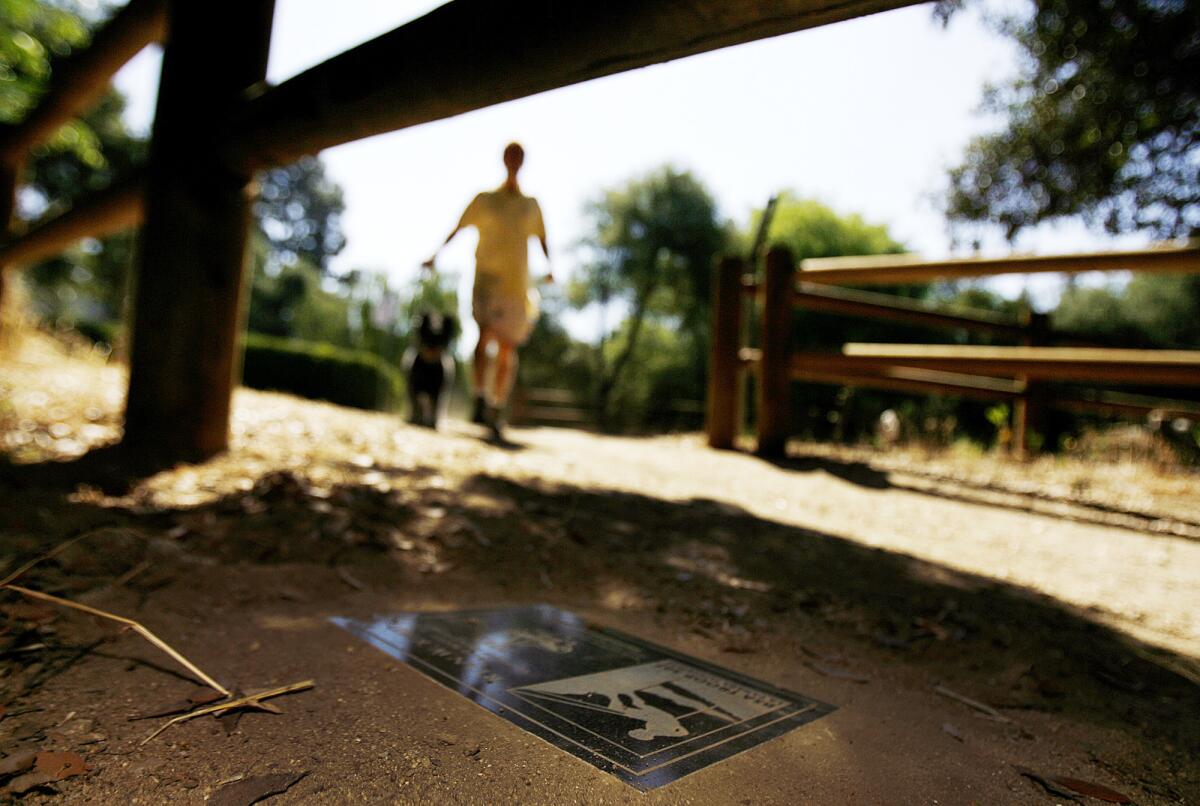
[
  {"x1": 141, "y1": 679, "x2": 315, "y2": 744},
  {"x1": 933, "y1": 684, "x2": 1012, "y2": 723},
  {"x1": 1, "y1": 584, "x2": 230, "y2": 696}
]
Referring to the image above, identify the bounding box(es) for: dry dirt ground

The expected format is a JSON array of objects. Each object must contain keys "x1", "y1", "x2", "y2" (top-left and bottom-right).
[{"x1": 2, "y1": 337, "x2": 1199, "y2": 805}]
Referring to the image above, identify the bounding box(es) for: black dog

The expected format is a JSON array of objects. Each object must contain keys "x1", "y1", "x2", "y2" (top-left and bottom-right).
[{"x1": 402, "y1": 311, "x2": 457, "y2": 428}]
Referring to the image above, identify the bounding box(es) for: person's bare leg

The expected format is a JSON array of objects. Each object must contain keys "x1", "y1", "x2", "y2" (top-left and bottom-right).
[
  {"x1": 493, "y1": 341, "x2": 518, "y2": 406},
  {"x1": 473, "y1": 332, "x2": 490, "y2": 394},
  {"x1": 472, "y1": 331, "x2": 492, "y2": 423}
]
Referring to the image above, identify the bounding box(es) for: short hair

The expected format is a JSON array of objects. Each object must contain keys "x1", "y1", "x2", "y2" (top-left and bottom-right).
[{"x1": 503, "y1": 142, "x2": 525, "y2": 166}]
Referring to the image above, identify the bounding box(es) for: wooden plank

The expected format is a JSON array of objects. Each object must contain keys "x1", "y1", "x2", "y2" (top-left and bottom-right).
[
  {"x1": 707, "y1": 257, "x2": 743, "y2": 449},
  {"x1": 0, "y1": 175, "x2": 145, "y2": 267},
  {"x1": 757, "y1": 247, "x2": 793, "y2": 456},
  {"x1": 792, "y1": 366, "x2": 1200, "y2": 418},
  {"x1": 122, "y1": 0, "x2": 275, "y2": 461},
  {"x1": 792, "y1": 281, "x2": 1027, "y2": 337},
  {"x1": 792, "y1": 368, "x2": 1020, "y2": 402},
  {"x1": 225, "y1": 0, "x2": 921, "y2": 168},
  {"x1": 798, "y1": 244, "x2": 1200, "y2": 285},
  {"x1": 792, "y1": 345, "x2": 1200, "y2": 385},
  {"x1": 0, "y1": 0, "x2": 166, "y2": 163}
]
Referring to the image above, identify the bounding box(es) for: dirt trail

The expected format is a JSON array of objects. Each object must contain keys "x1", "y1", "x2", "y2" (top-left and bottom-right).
[{"x1": 2, "y1": 344, "x2": 1198, "y2": 804}]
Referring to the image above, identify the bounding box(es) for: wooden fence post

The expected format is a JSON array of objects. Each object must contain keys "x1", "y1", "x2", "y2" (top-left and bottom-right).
[
  {"x1": 1013, "y1": 310, "x2": 1049, "y2": 460},
  {"x1": 757, "y1": 246, "x2": 794, "y2": 457},
  {"x1": 707, "y1": 256, "x2": 744, "y2": 449},
  {"x1": 123, "y1": 0, "x2": 275, "y2": 460}
]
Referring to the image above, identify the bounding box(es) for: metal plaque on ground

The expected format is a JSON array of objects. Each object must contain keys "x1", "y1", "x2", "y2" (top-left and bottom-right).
[{"x1": 331, "y1": 605, "x2": 834, "y2": 790}]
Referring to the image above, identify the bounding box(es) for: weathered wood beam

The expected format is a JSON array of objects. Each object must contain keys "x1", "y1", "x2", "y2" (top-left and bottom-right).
[
  {"x1": 792, "y1": 367, "x2": 1021, "y2": 402},
  {"x1": 0, "y1": 0, "x2": 167, "y2": 163},
  {"x1": 798, "y1": 244, "x2": 1200, "y2": 285},
  {"x1": 758, "y1": 247, "x2": 794, "y2": 457},
  {"x1": 227, "y1": 0, "x2": 921, "y2": 168},
  {"x1": 0, "y1": 175, "x2": 145, "y2": 267},
  {"x1": 707, "y1": 257, "x2": 744, "y2": 449},
  {"x1": 123, "y1": 0, "x2": 274, "y2": 460},
  {"x1": 791, "y1": 281, "x2": 1028, "y2": 338},
  {"x1": 793, "y1": 345, "x2": 1200, "y2": 385}
]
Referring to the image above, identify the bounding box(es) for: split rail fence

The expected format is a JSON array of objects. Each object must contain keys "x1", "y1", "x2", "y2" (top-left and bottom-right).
[{"x1": 706, "y1": 244, "x2": 1200, "y2": 458}]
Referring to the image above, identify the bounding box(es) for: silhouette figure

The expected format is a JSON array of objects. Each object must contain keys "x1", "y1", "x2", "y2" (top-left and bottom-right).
[{"x1": 424, "y1": 142, "x2": 550, "y2": 440}]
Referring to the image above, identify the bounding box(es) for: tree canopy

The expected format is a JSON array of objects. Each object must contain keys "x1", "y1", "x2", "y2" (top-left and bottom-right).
[
  {"x1": 253, "y1": 156, "x2": 347, "y2": 273},
  {"x1": 939, "y1": 0, "x2": 1199, "y2": 239},
  {"x1": 568, "y1": 167, "x2": 729, "y2": 426}
]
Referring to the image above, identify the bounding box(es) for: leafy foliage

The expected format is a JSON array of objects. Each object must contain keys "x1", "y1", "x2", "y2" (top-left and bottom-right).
[
  {"x1": 2, "y1": 0, "x2": 144, "y2": 327},
  {"x1": 758, "y1": 193, "x2": 905, "y2": 261},
  {"x1": 253, "y1": 156, "x2": 347, "y2": 273},
  {"x1": 569, "y1": 167, "x2": 729, "y2": 426},
  {"x1": 0, "y1": 0, "x2": 89, "y2": 126},
  {"x1": 940, "y1": 0, "x2": 1200, "y2": 238},
  {"x1": 1053, "y1": 273, "x2": 1200, "y2": 348}
]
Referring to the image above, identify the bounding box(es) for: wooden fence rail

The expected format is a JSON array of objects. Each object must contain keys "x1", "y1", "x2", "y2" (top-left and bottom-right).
[
  {"x1": 707, "y1": 246, "x2": 1200, "y2": 458},
  {"x1": 797, "y1": 243, "x2": 1200, "y2": 286}
]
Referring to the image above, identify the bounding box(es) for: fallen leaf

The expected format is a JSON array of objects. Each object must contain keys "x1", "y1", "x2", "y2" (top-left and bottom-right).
[
  {"x1": 209, "y1": 771, "x2": 307, "y2": 806},
  {"x1": 0, "y1": 750, "x2": 37, "y2": 775},
  {"x1": 6, "y1": 770, "x2": 56, "y2": 794},
  {"x1": 1052, "y1": 776, "x2": 1133, "y2": 804},
  {"x1": 35, "y1": 750, "x2": 89, "y2": 780},
  {"x1": 1015, "y1": 766, "x2": 1082, "y2": 803}
]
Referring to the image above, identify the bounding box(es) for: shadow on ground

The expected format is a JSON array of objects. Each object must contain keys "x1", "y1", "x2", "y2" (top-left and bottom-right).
[{"x1": 1, "y1": 462, "x2": 1197, "y2": 800}]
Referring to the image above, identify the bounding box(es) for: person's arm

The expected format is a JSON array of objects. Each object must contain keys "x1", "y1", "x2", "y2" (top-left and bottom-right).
[
  {"x1": 534, "y1": 201, "x2": 552, "y2": 283},
  {"x1": 424, "y1": 194, "x2": 480, "y2": 269}
]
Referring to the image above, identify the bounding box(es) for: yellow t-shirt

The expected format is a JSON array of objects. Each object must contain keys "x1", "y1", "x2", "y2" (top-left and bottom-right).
[{"x1": 458, "y1": 189, "x2": 546, "y2": 298}]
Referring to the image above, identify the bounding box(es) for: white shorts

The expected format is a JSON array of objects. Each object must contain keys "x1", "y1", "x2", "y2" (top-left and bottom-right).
[{"x1": 472, "y1": 273, "x2": 538, "y2": 345}]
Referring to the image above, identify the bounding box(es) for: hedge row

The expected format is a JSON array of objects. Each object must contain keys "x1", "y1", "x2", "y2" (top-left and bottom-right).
[{"x1": 241, "y1": 333, "x2": 404, "y2": 411}]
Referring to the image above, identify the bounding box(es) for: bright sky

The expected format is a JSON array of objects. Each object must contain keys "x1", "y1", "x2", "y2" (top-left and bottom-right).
[{"x1": 113, "y1": 1, "x2": 1144, "y2": 341}]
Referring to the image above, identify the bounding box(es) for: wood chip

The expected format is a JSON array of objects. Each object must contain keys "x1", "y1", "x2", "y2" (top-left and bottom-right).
[
  {"x1": 1015, "y1": 766, "x2": 1083, "y2": 802},
  {"x1": 1053, "y1": 776, "x2": 1133, "y2": 804},
  {"x1": 209, "y1": 771, "x2": 306, "y2": 806}
]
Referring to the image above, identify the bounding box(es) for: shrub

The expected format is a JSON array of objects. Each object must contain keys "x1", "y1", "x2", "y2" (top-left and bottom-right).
[{"x1": 241, "y1": 333, "x2": 404, "y2": 411}]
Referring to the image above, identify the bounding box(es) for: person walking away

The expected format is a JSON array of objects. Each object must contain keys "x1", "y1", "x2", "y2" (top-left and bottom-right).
[{"x1": 423, "y1": 142, "x2": 550, "y2": 438}]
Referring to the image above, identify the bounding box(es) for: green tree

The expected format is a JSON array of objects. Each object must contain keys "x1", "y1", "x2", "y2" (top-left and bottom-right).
[
  {"x1": 253, "y1": 155, "x2": 347, "y2": 273},
  {"x1": 3, "y1": 1, "x2": 146, "y2": 325},
  {"x1": 1, "y1": 0, "x2": 90, "y2": 127},
  {"x1": 1053, "y1": 274, "x2": 1200, "y2": 348},
  {"x1": 938, "y1": 0, "x2": 1199, "y2": 239},
  {"x1": 754, "y1": 194, "x2": 904, "y2": 262},
  {"x1": 570, "y1": 166, "x2": 729, "y2": 427}
]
